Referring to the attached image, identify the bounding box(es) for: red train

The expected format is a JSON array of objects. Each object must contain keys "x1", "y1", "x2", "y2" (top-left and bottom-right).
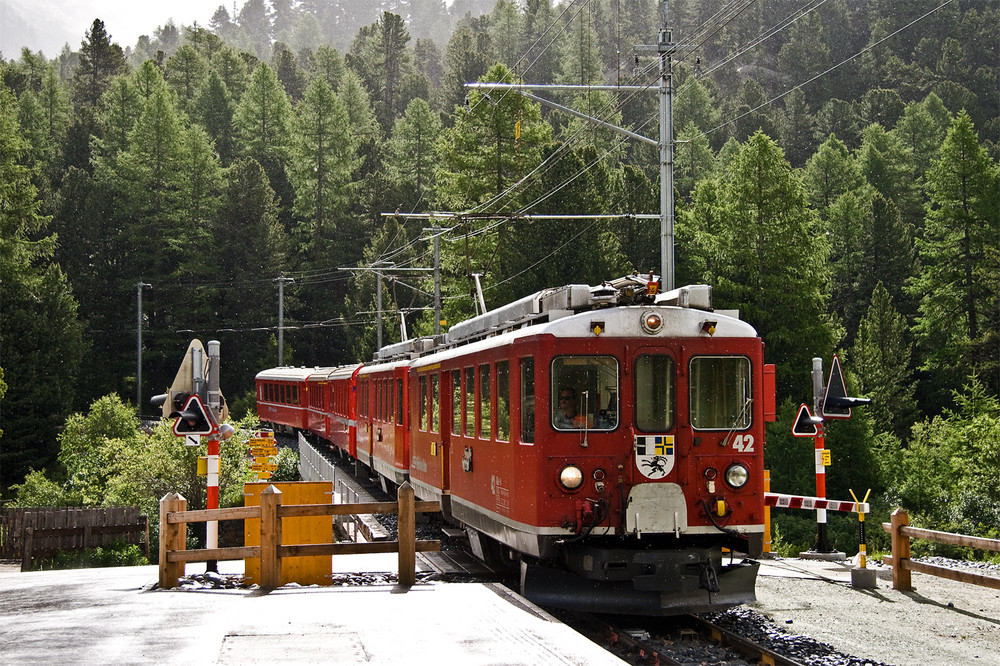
[{"x1": 256, "y1": 275, "x2": 776, "y2": 614}]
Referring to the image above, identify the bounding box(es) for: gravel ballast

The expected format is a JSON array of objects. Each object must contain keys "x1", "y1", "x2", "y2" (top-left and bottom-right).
[{"x1": 748, "y1": 557, "x2": 1000, "y2": 666}]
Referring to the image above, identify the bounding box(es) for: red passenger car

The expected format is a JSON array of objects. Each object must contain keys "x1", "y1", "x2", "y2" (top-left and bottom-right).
[
  {"x1": 257, "y1": 276, "x2": 776, "y2": 615},
  {"x1": 255, "y1": 367, "x2": 322, "y2": 433}
]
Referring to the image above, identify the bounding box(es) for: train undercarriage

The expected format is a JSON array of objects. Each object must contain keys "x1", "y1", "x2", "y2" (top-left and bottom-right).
[{"x1": 520, "y1": 537, "x2": 760, "y2": 615}]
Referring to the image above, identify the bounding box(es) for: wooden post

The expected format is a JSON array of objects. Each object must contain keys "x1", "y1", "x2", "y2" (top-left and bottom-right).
[
  {"x1": 398, "y1": 482, "x2": 416, "y2": 587},
  {"x1": 143, "y1": 515, "x2": 150, "y2": 561},
  {"x1": 158, "y1": 493, "x2": 187, "y2": 589},
  {"x1": 260, "y1": 485, "x2": 283, "y2": 589},
  {"x1": 21, "y1": 526, "x2": 34, "y2": 573},
  {"x1": 890, "y1": 508, "x2": 912, "y2": 591}
]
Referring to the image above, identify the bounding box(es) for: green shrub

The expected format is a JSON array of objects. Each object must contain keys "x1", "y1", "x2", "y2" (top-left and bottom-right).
[{"x1": 32, "y1": 540, "x2": 148, "y2": 571}]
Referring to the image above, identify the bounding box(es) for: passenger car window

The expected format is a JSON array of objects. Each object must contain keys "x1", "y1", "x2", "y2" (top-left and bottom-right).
[
  {"x1": 689, "y1": 356, "x2": 751, "y2": 430},
  {"x1": 550, "y1": 356, "x2": 618, "y2": 431}
]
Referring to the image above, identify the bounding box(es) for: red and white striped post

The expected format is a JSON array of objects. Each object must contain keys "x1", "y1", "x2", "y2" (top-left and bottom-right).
[
  {"x1": 811, "y1": 357, "x2": 832, "y2": 552},
  {"x1": 206, "y1": 436, "x2": 219, "y2": 554},
  {"x1": 205, "y1": 340, "x2": 222, "y2": 572}
]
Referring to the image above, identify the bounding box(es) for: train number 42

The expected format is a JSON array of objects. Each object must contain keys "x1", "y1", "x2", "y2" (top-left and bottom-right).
[{"x1": 732, "y1": 434, "x2": 755, "y2": 452}]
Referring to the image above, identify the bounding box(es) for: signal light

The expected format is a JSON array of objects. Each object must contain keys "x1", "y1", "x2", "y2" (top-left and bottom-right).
[
  {"x1": 701, "y1": 320, "x2": 717, "y2": 336},
  {"x1": 170, "y1": 394, "x2": 215, "y2": 436}
]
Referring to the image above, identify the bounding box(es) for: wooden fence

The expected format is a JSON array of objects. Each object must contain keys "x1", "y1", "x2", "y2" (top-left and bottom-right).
[
  {"x1": 159, "y1": 482, "x2": 439, "y2": 589},
  {"x1": 882, "y1": 508, "x2": 1000, "y2": 591},
  {"x1": 0, "y1": 507, "x2": 149, "y2": 572}
]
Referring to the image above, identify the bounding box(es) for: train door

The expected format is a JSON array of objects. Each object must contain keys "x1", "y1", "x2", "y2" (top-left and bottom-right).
[
  {"x1": 357, "y1": 377, "x2": 373, "y2": 467},
  {"x1": 393, "y1": 367, "x2": 408, "y2": 480},
  {"x1": 439, "y1": 369, "x2": 454, "y2": 495},
  {"x1": 624, "y1": 346, "x2": 690, "y2": 536}
]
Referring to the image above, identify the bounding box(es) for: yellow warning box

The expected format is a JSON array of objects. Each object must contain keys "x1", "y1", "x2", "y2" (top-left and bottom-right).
[{"x1": 243, "y1": 481, "x2": 334, "y2": 586}]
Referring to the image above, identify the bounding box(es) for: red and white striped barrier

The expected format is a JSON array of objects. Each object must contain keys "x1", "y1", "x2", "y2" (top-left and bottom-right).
[{"x1": 765, "y1": 492, "x2": 868, "y2": 514}]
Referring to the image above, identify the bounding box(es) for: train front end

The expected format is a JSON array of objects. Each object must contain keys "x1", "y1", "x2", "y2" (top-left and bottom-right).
[{"x1": 515, "y1": 281, "x2": 776, "y2": 615}]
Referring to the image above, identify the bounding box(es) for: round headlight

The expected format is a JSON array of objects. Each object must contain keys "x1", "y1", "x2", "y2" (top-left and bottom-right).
[
  {"x1": 725, "y1": 464, "x2": 749, "y2": 489},
  {"x1": 641, "y1": 311, "x2": 663, "y2": 334},
  {"x1": 559, "y1": 465, "x2": 584, "y2": 491}
]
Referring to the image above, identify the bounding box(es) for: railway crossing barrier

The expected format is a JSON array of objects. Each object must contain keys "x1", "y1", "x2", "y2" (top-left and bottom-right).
[
  {"x1": 158, "y1": 482, "x2": 440, "y2": 590},
  {"x1": 764, "y1": 492, "x2": 869, "y2": 514},
  {"x1": 881, "y1": 508, "x2": 1000, "y2": 591}
]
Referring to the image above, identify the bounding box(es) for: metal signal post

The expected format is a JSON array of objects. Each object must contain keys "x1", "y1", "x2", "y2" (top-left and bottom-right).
[
  {"x1": 811, "y1": 357, "x2": 832, "y2": 553},
  {"x1": 795, "y1": 356, "x2": 871, "y2": 555},
  {"x1": 154, "y1": 339, "x2": 234, "y2": 573}
]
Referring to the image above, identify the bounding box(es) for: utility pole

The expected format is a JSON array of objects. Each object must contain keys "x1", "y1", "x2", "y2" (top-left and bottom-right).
[
  {"x1": 463, "y1": 1, "x2": 683, "y2": 290},
  {"x1": 657, "y1": 1, "x2": 676, "y2": 291},
  {"x1": 376, "y1": 267, "x2": 384, "y2": 349},
  {"x1": 433, "y1": 226, "x2": 442, "y2": 335},
  {"x1": 274, "y1": 274, "x2": 294, "y2": 366},
  {"x1": 135, "y1": 281, "x2": 151, "y2": 414}
]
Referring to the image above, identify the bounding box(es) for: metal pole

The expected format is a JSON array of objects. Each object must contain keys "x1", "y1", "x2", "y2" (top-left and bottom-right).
[
  {"x1": 659, "y1": 1, "x2": 675, "y2": 290},
  {"x1": 433, "y1": 226, "x2": 442, "y2": 335},
  {"x1": 376, "y1": 268, "x2": 383, "y2": 349},
  {"x1": 135, "y1": 282, "x2": 150, "y2": 414},
  {"x1": 205, "y1": 340, "x2": 221, "y2": 573},
  {"x1": 274, "y1": 274, "x2": 294, "y2": 366},
  {"x1": 811, "y1": 357, "x2": 831, "y2": 552}
]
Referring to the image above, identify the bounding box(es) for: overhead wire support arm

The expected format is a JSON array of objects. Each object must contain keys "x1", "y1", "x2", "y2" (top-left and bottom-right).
[
  {"x1": 382, "y1": 212, "x2": 660, "y2": 221},
  {"x1": 466, "y1": 84, "x2": 657, "y2": 148},
  {"x1": 465, "y1": 1, "x2": 692, "y2": 290}
]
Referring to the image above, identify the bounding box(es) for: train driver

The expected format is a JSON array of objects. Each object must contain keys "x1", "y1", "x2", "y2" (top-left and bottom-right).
[{"x1": 554, "y1": 387, "x2": 589, "y2": 429}]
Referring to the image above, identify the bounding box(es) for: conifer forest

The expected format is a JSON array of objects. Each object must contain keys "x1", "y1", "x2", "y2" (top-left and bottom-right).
[{"x1": 1, "y1": 0, "x2": 998, "y2": 554}]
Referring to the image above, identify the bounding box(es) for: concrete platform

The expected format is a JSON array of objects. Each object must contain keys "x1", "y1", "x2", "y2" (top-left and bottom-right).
[{"x1": 0, "y1": 557, "x2": 626, "y2": 665}]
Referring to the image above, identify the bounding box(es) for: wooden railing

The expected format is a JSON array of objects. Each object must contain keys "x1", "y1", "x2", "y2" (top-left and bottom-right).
[
  {"x1": 0, "y1": 507, "x2": 148, "y2": 571},
  {"x1": 882, "y1": 508, "x2": 1000, "y2": 591},
  {"x1": 158, "y1": 482, "x2": 439, "y2": 590}
]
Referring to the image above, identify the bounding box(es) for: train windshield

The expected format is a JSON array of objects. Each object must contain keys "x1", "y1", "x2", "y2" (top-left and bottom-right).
[
  {"x1": 689, "y1": 356, "x2": 752, "y2": 430},
  {"x1": 635, "y1": 355, "x2": 675, "y2": 432},
  {"x1": 551, "y1": 356, "x2": 618, "y2": 431}
]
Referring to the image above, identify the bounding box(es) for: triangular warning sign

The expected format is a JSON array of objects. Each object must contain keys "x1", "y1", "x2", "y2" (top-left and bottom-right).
[
  {"x1": 792, "y1": 403, "x2": 820, "y2": 437},
  {"x1": 822, "y1": 355, "x2": 852, "y2": 419},
  {"x1": 170, "y1": 394, "x2": 216, "y2": 436}
]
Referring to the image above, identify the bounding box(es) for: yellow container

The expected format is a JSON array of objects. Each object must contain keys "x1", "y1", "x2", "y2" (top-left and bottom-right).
[{"x1": 243, "y1": 481, "x2": 334, "y2": 586}]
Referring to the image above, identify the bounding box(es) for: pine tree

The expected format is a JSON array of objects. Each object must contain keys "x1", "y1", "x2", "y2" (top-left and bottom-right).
[
  {"x1": 856, "y1": 124, "x2": 921, "y2": 228},
  {"x1": 346, "y1": 12, "x2": 417, "y2": 133},
  {"x1": 288, "y1": 77, "x2": 358, "y2": 262},
  {"x1": 235, "y1": 62, "x2": 293, "y2": 161},
  {"x1": 857, "y1": 192, "x2": 917, "y2": 328},
  {"x1": 910, "y1": 111, "x2": 1000, "y2": 405},
  {"x1": 388, "y1": 97, "x2": 442, "y2": 211},
  {"x1": 165, "y1": 45, "x2": 209, "y2": 115},
  {"x1": 72, "y1": 19, "x2": 128, "y2": 110},
  {"x1": 803, "y1": 134, "x2": 864, "y2": 212},
  {"x1": 712, "y1": 132, "x2": 837, "y2": 399},
  {"x1": 0, "y1": 87, "x2": 84, "y2": 489},
  {"x1": 95, "y1": 73, "x2": 141, "y2": 158},
  {"x1": 195, "y1": 72, "x2": 237, "y2": 165},
  {"x1": 208, "y1": 158, "x2": 289, "y2": 384},
  {"x1": 852, "y1": 282, "x2": 917, "y2": 439},
  {"x1": 775, "y1": 89, "x2": 816, "y2": 167}
]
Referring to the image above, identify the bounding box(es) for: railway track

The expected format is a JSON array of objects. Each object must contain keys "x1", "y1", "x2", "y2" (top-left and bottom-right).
[
  {"x1": 297, "y1": 435, "x2": 812, "y2": 663},
  {"x1": 564, "y1": 610, "x2": 809, "y2": 666}
]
